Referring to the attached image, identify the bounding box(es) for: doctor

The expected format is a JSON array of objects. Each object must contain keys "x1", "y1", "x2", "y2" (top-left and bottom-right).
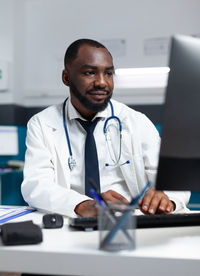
[{"x1": 21, "y1": 39, "x2": 190, "y2": 217}]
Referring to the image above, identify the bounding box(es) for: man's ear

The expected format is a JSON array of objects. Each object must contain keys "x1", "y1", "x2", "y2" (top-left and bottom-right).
[{"x1": 62, "y1": 69, "x2": 70, "y2": 86}]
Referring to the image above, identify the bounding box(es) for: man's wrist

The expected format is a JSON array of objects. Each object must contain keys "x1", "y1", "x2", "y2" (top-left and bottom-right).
[{"x1": 74, "y1": 199, "x2": 97, "y2": 217}]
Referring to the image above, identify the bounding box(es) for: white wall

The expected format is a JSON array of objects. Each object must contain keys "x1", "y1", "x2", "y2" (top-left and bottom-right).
[
  {"x1": 1, "y1": 0, "x2": 200, "y2": 106},
  {"x1": 0, "y1": 0, "x2": 14, "y2": 103}
]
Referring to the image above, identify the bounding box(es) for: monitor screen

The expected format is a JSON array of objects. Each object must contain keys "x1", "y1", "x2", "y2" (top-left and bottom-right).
[{"x1": 156, "y1": 35, "x2": 200, "y2": 191}]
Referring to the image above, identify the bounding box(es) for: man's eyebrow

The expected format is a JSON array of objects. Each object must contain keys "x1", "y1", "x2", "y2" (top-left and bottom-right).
[
  {"x1": 81, "y1": 64, "x2": 114, "y2": 70},
  {"x1": 106, "y1": 66, "x2": 115, "y2": 70},
  {"x1": 81, "y1": 65, "x2": 97, "y2": 69}
]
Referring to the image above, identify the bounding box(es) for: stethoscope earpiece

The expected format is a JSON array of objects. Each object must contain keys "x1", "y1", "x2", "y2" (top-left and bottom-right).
[{"x1": 105, "y1": 160, "x2": 130, "y2": 167}]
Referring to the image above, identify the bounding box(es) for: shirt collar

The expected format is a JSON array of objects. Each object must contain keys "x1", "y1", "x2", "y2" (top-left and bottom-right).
[{"x1": 67, "y1": 97, "x2": 110, "y2": 121}]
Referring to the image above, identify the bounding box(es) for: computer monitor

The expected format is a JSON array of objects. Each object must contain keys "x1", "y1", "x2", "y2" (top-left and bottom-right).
[{"x1": 156, "y1": 35, "x2": 200, "y2": 191}]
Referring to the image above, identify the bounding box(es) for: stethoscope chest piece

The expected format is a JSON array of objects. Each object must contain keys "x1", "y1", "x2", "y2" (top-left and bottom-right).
[{"x1": 68, "y1": 156, "x2": 76, "y2": 171}]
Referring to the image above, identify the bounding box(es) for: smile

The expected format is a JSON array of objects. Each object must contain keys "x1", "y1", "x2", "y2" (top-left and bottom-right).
[
  {"x1": 88, "y1": 89, "x2": 110, "y2": 95},
  {"x1": 89, "y1": 91, "x2": 107, "y2": 95},
  {"x1": 88, "y1": 92, "x2": 108, "y2": 101}
]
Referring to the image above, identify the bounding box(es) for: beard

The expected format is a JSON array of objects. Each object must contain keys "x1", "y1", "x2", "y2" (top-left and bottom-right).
[{"x1": 69, "y1": 81, "x2": 112, "y2": 113}]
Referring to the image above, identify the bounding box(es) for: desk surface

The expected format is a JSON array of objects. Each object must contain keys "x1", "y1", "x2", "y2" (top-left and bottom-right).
[{"x1": 0, "y1": 211, "x2": 200, "y2": 276}]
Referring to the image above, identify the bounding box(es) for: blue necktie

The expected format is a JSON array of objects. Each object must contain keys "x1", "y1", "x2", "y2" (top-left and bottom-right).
[{"x1": 77, "y1": 118, "x2": 100, "y2": 197}]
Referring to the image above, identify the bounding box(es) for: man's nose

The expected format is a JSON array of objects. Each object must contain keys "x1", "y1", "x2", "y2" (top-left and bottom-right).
[{"x1": 94, "y1": 73, "x2": 106, "y2": 87}]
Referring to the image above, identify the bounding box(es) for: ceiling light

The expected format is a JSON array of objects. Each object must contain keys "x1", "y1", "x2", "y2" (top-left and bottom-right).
[{"x1": 115, "y1": 67, "x2": 170, "y2": 76}]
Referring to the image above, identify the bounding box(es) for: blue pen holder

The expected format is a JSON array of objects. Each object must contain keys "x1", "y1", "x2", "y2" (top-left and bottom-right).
[{"x1": 98, "y1": 202, "x2": 136, "y2": 252}]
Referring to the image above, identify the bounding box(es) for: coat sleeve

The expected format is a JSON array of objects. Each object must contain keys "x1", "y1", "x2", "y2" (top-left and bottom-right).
[
  {"x1": 136, "y1": 113, "x2": 191, "y2": 212},
  {"x1": 21, "y1": 116, "x2": 91, "y2": 218},
  {"x1": 135, "y1": 112, "x2": 161, "y2": 185}
]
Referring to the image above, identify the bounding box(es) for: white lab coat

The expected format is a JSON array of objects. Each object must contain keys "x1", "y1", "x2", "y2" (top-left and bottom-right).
[{"x1": 21, "y1": 99, "x2": 190, "y2": 217}]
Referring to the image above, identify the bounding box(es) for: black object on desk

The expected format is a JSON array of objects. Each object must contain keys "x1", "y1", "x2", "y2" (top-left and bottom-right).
[
  {"x1": 0, "y1": 220, "x2": 43, "y2": 245},
  {"x1": 43, "y1": 213, "x2": 63, "y2": 229},
  {"x1": 69, "y1": 212, "x2": 200, "y2": 231}
]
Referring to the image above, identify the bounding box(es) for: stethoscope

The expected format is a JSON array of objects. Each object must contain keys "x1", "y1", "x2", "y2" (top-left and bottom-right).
[{"x1": 62, "y1": 98, "x2": 130, "y2": 171}]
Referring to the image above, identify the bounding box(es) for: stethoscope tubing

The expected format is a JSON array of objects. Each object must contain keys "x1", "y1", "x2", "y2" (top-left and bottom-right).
[
  {"x1": 62, "y1": 98, "x2": 73, "y2": 156},
  {"x1": 62, "y1": 98, "x2": 124, "y2": 170}
]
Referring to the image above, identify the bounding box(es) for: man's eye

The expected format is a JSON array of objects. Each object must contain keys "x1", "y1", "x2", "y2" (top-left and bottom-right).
[
  {"x1": 106, "y1": 71, "x2": 114, "y2": 76},
  {"x1": 84, "y1": 71, "x2": 95, "y2": 76}
]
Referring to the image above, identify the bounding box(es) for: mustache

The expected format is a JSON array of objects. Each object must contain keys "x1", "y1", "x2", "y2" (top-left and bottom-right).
[{"x1": 86, "y1": 88, "x2": 111, "y2": 94}]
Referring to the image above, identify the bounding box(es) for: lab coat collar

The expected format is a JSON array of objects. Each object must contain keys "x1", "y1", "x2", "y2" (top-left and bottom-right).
[
  {"x1": 67, "y1": 97, "x2": 109, "y2": 121},
  {"x1": 41, "y1": 103, "x2": 63, "y2": 131},
  {"x1": 44, "y1": 98, "x2": 111, "y2": 131}
]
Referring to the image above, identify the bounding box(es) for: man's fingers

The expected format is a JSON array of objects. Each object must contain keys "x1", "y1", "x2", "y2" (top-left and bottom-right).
[
  {"x1": 139, "y1": 188, "x2": 174, "y2": 214},
  {"x1": 111, "y1": 190, "x2": 129, "y2": 203},
  {"x1": 139, "y1": 188, "x2": 155, "y2": 213},
  {"x1": 101, "y1": 188, "x2": 175, "y2": 214},
  {"x1": 166, "y1": 201, "x2": 175, "y2": 213},
  {"x1": 148, "y1": 194, "x2": 162, "y2": 214},
  {"x1": 157, "y1": 196, "x2": 169, "y2": 213},
  {"x1": 101, "y1": 190, "x2": 129, "y2": 203}
]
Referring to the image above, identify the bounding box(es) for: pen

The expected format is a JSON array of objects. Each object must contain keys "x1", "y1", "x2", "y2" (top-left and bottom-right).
[
  {"x1": 90, "y1": 188, "x2": 104, "y2": 207},
  {"x1": 90, "y1": 188, "x2": 115, "y2": 223},
  {"x1": 89, "y1": 179, "x2": 133, "y2": 244},
  {"x1": 101, "y1": 181, "x2": 151, "y2": 246}
]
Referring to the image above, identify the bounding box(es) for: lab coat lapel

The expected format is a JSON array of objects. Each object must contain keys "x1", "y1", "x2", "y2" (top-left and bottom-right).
[
  {"x1": 45, "y1": 105, "x2": 71, "y2": 187},
  {"x1": 53, "y1": 127, "x2": 70, "y2": 173},
  {"x1": 108, "y1": 123, "x2": 139, "y2": 197},
  {"x1": 120, "y1": 129, "x2": 140, "y2": 197}
]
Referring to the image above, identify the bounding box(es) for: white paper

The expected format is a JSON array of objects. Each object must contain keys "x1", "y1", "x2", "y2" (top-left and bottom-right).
[
  {"x1": 0, "y1": 207, "x2": 26, "y2": 219},
  {"x1": 0, "y1": 126, "x2": 18, "y2": 155},
  {"x1": 0, "y1": 207, "x2": 35, "y2": 224}
]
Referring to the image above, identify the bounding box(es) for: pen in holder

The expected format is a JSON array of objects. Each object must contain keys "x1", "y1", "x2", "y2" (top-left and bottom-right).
[
  {"x1": 89, "y1": 178, "x2": 150, "y2": 251},
  {"x1": 98, "y1": 202, "x2": 135, "y2": 251},
  {"x1": 97, "y1": 181, "x2": 150, "y2": 251}
]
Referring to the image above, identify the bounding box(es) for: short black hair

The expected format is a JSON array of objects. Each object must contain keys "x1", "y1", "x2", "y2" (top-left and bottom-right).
[{"x1": 64, "y1": 38, "x2": 112, "y2": 68}]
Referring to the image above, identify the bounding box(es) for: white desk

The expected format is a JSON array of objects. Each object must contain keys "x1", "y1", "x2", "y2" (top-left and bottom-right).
[{"x1": 0, "y1": 211, "x2": 200, "y2": 276}]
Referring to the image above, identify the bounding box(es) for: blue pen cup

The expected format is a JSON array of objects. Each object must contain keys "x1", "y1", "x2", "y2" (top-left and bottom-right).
[{"x1": 98, "y1": 202, "x2": 136, "y2": 251}]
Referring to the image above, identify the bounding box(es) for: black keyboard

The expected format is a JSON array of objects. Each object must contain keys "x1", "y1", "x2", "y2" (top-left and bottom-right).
[{"x1": 69, "y1": 212, "x2": 200, "y2": 230}]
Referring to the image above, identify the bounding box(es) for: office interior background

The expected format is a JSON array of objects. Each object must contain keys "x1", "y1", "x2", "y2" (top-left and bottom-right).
[{"x1": 0, "y1": 0, "x2": 200, "y2": 207}]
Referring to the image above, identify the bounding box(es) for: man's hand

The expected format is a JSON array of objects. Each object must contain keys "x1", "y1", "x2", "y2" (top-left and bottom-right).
[
  {"x1": 75, "y1": 190, "x2": 129, "y2": 217},
  {"x1": 74, "y1": 200, "x2": 97, "y2": 217},
  {"x1": 138, "y1": 188, "x2": 175, "y2": 214},
  {"x1": 101, "y1": 190, "x2": 129, "y2": 204}
]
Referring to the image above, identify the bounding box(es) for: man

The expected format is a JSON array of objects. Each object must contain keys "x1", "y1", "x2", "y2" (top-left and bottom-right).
[{"x1": 21, "y1": 39, "x2": 190, "y2": 217}]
